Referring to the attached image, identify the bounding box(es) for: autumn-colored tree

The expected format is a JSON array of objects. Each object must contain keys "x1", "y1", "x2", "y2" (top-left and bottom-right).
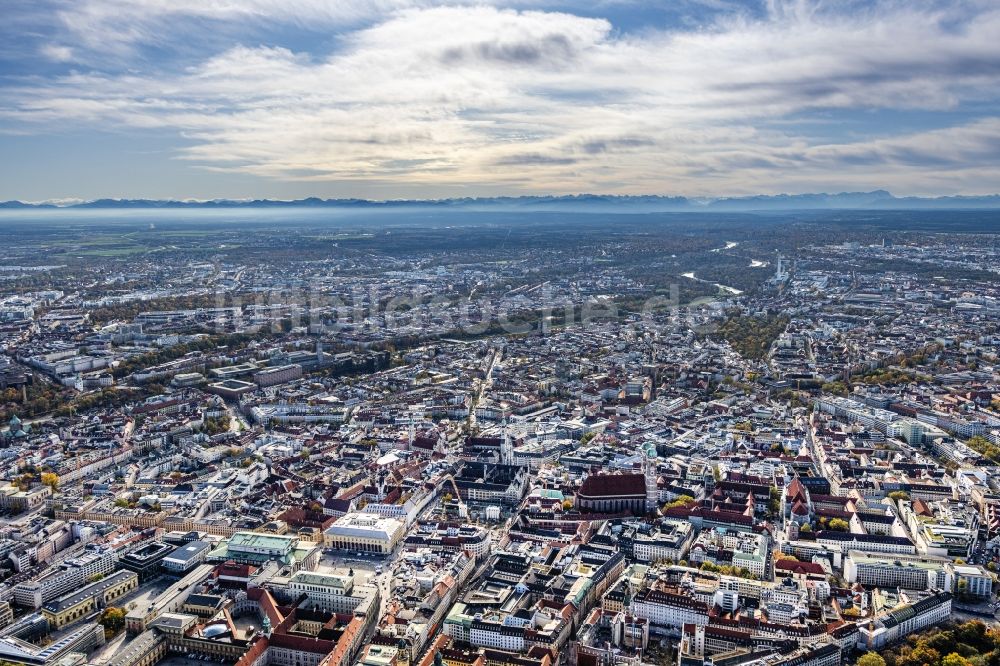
[
  {"x1": 828, "y1": 518, "x2": 850, "y2": 532},
  {"x1": 942, "y1": 653, "x2": 972, "y2": 666},
  {"x1": 40, "y1": 472, "x2": 59, "y2": 491},
  {"x1": 99, "y1": 607, "x2": 126, "y2": 636},
  {"x1": 901, "y1": 644, "x2": 940, "y2": 666},
  {"x1": 857, "y1": 653, "x2": 885, "y2": 666},
  {"x1": 662, "y1": 495, "x2": 695, "y2": 510}
]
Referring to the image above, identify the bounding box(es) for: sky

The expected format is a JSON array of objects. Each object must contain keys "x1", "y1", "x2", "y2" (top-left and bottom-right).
[{"x1": 1, "y1": 0, "x2": 999, "y2": 201}]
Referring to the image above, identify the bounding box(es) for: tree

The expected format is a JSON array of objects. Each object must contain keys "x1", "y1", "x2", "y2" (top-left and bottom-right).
[
  {"x1": 942, "y1": 653, "x2": 973, "y2": 666},
  {"x1": 40, "y1": 473, "x2": 59, "y2": 491},
  {"x1": 713, "y1": 312, "x2": 789, "y2": 361},
  {"x1": 87, "y1": 573, "x2": 105, "y2": 583},
  {"x1": 888, "y1": 491, "x2": 910, "y2": 502},
  {"x1": 858, "y1": 653, "x2": 886, "y2": 666},
  {"x1": 967, "y1": 435, "x2": 1000, "y2": 464},
  {"x1": 442, "y1": 493, "x2": 453, "y2": 504},
  {"x1": 905, "y1": 645, "x2": 941, "y2": 666},
  {"x1": 828, "y1": 518, "x2": 850, "y2": 532},
  {"x1": 99, "y1": 607, "x2": 126, "y2": 636},
  {"x1": 955, "y1": 620, "x2": 991, "y2": 653},
  {"x1": 14, "y1": 473, "x2": 33, "y2": 492},
  {"x1": 580, "y1": 431, "x2": 597, "y2": 445},
  {"x1": 562, "y1": 499, "x2": 573, "y2": 511},
  {"x1": 768, "y1": 487, "x2": 781, "y2": 515},
  {"x1": 821, "y1": 381, "x2": 849, "y2": 397},
  {"x1": 662, "y1": 495, "x2": 695, "y2": 510},
  {"x1": 799, "y1": 523, "x2": 812, "y2": 533}
]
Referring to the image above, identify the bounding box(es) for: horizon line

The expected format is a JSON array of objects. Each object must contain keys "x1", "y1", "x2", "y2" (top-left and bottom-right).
[{"x1": 5, "y1": 189, "x2": 1000, "y2": 208}]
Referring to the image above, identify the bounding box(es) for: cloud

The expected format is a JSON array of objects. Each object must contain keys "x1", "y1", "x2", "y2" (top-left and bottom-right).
[
  {"x1": 2, "y1": 1, "x2": 1000, "y2": 195},
  {"x1": 40, "y1": 44, "x2": 75, "y2": 62},
  {"x1": 706, "y1": 117, "x2": 1000, "y2": 170},
  {"x1": 49, "y1": 0, "x2": 433, "y2": 55},
  {"x1": 41, "y1": 0, "x2": 588, "y2": 61},
  {"x1": 494, "y1": 153, "x2": 579, "y2": 166}
]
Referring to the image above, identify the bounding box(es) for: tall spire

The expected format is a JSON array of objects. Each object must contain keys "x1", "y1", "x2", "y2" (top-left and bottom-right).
[
  {"x1": 644, "y1": 443, "x2": 658, "y2": 512},
  {"x1": 501, "y1": 415, "x2": 513, "y2": 465}
]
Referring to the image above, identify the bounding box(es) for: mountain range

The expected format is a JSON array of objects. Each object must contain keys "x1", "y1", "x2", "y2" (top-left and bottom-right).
[{"x1": 3, "y1": 190, "x2": 1000, "y2": 212}]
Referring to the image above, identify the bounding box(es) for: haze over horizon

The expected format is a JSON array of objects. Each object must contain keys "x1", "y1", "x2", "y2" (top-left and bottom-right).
[{"x1": 2, "y1": 0, "x2": 1000, "y2": 201}]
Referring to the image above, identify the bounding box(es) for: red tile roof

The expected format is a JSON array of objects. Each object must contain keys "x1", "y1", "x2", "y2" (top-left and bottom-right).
[
  {"x1": 776, "y1": 559, "x2": 825, "y2": 575},
  {"x1": 577, "y1": 473, "x2": 646, "y2": 499}
]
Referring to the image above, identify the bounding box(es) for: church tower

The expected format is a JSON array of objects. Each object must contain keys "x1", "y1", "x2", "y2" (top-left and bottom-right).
[
  {"x1": 397, "y1": 639, "x2": 411, "y2": 666},
  {"x1": 500, "y1": 417, "x2": 513, "y2": 465},
  {"x1": 644, "y1": 444, "x2": 658, "y2": 512}
]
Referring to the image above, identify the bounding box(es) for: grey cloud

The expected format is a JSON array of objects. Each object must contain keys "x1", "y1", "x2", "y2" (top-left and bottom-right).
[
  {"x1": 494, "y1": 152, "x2": 578, "y2": 166},
  {"x1": 579, "y1": 136, "x2": 655, "y2": 154},
  {"x1": 441, "y1": 32, "x2": 578, "y2": 66},
  {"x1": 709, "y1": 118, "x2": 1000, "y2": 172}
]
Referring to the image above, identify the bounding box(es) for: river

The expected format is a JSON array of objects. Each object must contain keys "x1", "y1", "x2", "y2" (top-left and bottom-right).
[{"x1": 681, "y1": 271, "x2": 743, "y2": 295}]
